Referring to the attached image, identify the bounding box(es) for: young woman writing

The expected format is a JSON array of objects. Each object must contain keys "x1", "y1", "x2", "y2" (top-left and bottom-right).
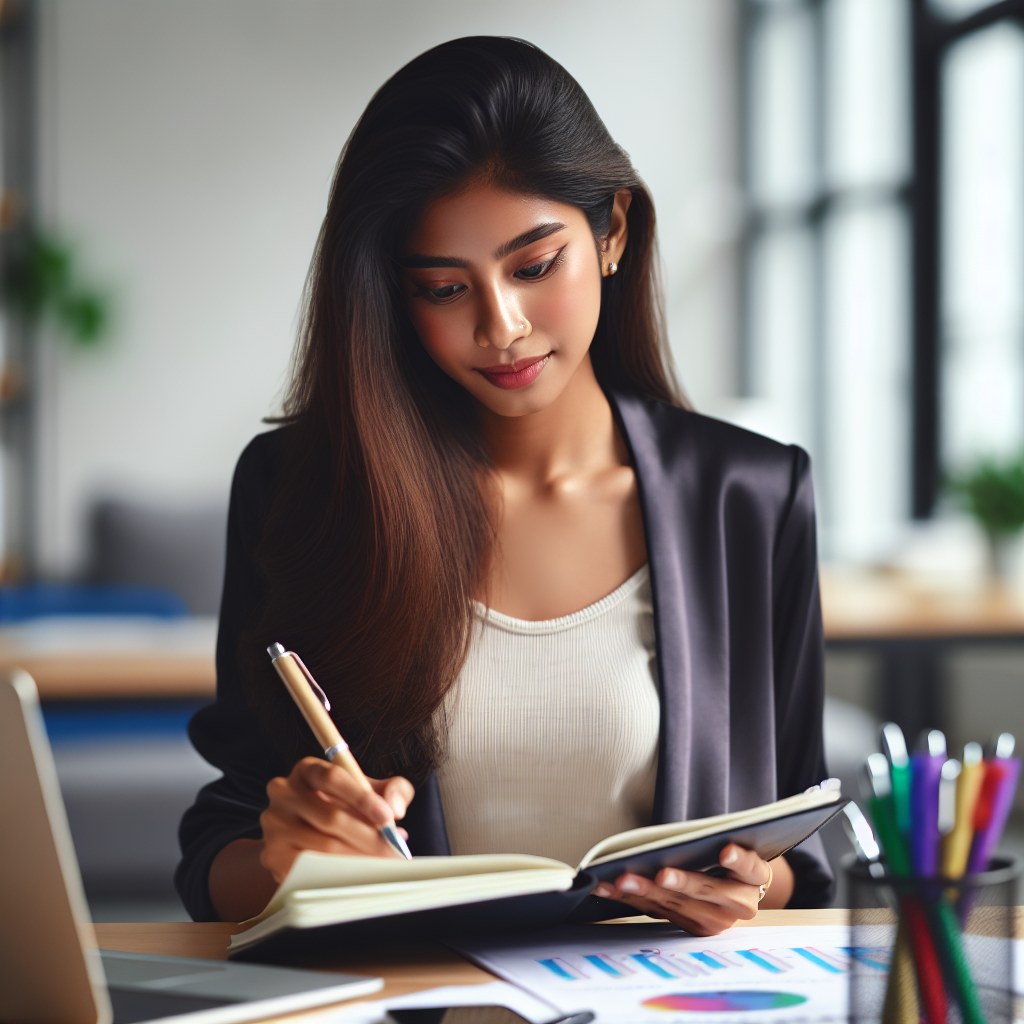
[{"x1": 176, "y1": 36, "x2": 833, "y2": 933}]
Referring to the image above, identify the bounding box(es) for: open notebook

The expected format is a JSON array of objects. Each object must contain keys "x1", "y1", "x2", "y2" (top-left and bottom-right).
[{"x1": 229, "y1": 782, "x2": 845, "y2": 961}]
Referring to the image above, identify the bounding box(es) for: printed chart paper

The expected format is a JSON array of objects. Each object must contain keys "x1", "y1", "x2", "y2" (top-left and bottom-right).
[{"x1": 451, "y1": 924, "x2": 878, "y2": 1023}]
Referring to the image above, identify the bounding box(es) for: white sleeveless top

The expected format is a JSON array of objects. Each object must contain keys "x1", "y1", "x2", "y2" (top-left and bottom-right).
[{"x1": 437, "y1": 565, "x2": 660, "y2": 866}]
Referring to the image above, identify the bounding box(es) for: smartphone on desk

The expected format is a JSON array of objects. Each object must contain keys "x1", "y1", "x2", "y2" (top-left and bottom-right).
[{"x1": 386, "y1": 1008, "x2": 594, "y2": 1024}]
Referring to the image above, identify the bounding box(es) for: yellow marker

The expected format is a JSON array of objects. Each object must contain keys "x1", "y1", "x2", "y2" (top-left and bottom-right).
[
  {"x1": 940, "y1": 742, "x2": 985, "y2": 878},
  {"x1": 881, "y1": 917, "x2": 919, "y2": 1024}
]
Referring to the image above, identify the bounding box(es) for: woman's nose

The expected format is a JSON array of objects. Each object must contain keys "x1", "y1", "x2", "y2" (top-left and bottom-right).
[{"x1": 475, "y1": 285, "x2": 527, "y2": 350}]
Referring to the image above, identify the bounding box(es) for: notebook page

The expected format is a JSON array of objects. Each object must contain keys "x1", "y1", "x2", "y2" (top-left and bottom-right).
[
  {"x1": 248, "y1": 851, "x2": 570, "y2": 924},
  {"x1": 575, "y1": 787, "x2": 841, "y2": 870}
]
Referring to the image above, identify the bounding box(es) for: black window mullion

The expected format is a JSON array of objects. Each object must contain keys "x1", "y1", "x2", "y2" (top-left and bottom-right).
[{"x1": 911, "y1": 0, "x2": 943, "y2": 518}]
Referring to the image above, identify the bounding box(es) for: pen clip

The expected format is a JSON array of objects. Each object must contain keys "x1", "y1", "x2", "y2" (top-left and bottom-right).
[{"x1": 288, "y1": 651, "x2": 331, "y2": 712}]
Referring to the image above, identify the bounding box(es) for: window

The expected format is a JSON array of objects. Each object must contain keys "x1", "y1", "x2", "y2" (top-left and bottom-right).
[
  {"x1": 741, "y1": 0, "x2": 1024, "y2": 560},
  {"x1": 742, "y1": 0, "x2": 911, "y2": 562}
]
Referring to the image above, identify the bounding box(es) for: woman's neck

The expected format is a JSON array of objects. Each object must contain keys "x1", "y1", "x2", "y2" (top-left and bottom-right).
[{"x1": 476, "y1": 353, "x2": 626, "y2": 481}]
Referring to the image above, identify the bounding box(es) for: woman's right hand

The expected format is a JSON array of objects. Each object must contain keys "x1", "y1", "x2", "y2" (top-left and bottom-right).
[{"x1": 259, "y1": 756, "x2": 415, "y2": 884}]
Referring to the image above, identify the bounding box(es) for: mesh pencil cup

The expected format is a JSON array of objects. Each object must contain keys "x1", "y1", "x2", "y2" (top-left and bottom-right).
[{"x1": 845, "y1": 854, "x2": 1019, "y2": 1024}]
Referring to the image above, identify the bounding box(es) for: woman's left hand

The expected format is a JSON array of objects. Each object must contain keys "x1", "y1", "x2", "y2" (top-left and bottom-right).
[{"x1": 591, "y1": 845, "x2": 794, "y2": 936}]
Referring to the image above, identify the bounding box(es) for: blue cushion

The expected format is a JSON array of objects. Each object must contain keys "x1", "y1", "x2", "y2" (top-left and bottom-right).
[{"x1": 0, "y1": 583, "x2": 189, "y2": 622}]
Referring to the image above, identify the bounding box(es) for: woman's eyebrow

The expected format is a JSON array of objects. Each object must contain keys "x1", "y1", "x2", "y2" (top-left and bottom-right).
[
  {"x1": 492, "y1": 222, "x2": 566, "y2": 259},
  {"x1": 401, "y1": 254, "x2": 469, "y2": 269},
  {"x1": 401, "y1": 222, "x2": 567, "y2": 270}
]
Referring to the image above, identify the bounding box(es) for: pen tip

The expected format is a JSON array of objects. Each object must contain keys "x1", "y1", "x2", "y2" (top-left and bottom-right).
[
  {"x1": 381, "y1": 822, "x2": 413, "y2": 860},
  {"x1": 267, "y1": 642, "x2": 286, "y2": 660}
]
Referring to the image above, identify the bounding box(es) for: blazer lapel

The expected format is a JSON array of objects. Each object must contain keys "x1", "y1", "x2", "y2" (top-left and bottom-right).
[{"x1": 610, "y1": 390, "x2": 731, "y2": 824}]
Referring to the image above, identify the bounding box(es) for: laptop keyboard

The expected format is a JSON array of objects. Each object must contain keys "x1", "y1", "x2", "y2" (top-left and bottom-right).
[{"x1": 101, "y1": 954, "x2": 228, "y2": 987}]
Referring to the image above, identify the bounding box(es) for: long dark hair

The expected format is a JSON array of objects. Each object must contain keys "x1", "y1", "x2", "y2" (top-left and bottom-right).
[{"x1": 243, "y1": 36, "x2": 683, "y2": 779}]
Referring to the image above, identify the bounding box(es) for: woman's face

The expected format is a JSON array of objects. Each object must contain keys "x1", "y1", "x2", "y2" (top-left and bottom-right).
[{"x1": 401, "y1": 184, "x2": 625, "y2": 418}]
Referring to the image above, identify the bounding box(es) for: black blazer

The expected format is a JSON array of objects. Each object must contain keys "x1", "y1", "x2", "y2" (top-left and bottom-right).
[{"x1": 175, "y1": 391, "x2": 834, "y2": 922}]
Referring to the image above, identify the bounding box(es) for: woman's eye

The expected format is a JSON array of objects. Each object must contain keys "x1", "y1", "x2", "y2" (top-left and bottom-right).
[
  {"x1": 424, "y1": 283, "x2": 467, "y2": 303},
  {"x1": 515, "y1": 250, "x2": 562, "y2": 281}
]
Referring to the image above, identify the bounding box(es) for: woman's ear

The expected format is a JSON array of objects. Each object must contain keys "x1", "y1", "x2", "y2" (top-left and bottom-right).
[{"x1": 600, "y1": 190, "x2": 632, "y2": 275}]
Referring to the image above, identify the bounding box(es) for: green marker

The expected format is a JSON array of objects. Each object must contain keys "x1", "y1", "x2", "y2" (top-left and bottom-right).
[
  {"x1": 928, "y1": 896, "x2": 985, "y2": 1024},
  {"x1": 882, "y1": 722, "x2": 912, "y2": 835},
  {"x1": 863, "y1": 753, "x2": 911, "y2": 876}
]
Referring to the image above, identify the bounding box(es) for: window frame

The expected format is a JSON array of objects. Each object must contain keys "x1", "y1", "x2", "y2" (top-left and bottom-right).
[{"x1": 739, "y1": 0, "x2": 1024, "y2": 527}]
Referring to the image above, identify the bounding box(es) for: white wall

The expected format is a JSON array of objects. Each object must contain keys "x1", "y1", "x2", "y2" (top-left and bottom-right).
[{"x1": 35, "y1": 0, "x2": 740, "y2": 574}]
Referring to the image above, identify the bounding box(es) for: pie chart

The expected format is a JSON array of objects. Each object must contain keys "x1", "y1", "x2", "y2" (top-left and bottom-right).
[{"x1": 643, "y1": 991, "x2": 808, "y2": 1012}]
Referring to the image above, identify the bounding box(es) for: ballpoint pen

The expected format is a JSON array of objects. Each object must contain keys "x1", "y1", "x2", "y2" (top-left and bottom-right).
[{"x1": 266, "y1": 642, "x2": 412, "y2": 860}]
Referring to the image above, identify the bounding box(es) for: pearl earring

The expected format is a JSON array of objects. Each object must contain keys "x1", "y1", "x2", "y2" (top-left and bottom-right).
[{"x1": 606, "y1": 262, "x2": 618, "y2": 276}]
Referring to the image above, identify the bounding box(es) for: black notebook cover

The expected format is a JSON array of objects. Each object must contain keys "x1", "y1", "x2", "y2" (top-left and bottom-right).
[{"x1": 230, "y1": 799, "x2": 847, "y2": 964}]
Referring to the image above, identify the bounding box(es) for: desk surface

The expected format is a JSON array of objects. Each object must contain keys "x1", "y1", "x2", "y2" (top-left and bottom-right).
[
  {"x1": 0, "y1": 617, "x2": 217, "y2": 699},
  {"x1": 820, "y1": 569, "x2": 1024, "y2": 641},
  {"x1": 94, "y1": 912, "x2": 850, "y2": 1004}
]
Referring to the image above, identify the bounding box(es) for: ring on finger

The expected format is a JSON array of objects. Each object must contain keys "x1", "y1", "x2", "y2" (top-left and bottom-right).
[{"x1": 757, "y1": 863, "x2": 774, "y2": 903}]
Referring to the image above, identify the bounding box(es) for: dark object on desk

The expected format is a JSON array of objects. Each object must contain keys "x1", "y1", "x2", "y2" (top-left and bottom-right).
[
  {"x1": 228, "y1": 798, "x2": 846, "y2": 963},
  {"x1": 88, "y1": 497, "x2": 228, "y2": 616},
  {"x1": 388, "y1": 1009, "x2": 594, "y2": 1024}
]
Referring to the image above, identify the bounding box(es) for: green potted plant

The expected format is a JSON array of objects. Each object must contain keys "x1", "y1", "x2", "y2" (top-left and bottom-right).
[
  {"x1": 3, "y1": 233, "x2": 109, "y2": 345},
  {"x1": 950, "y1": 452, "x2": 1024, "y2": 583}
]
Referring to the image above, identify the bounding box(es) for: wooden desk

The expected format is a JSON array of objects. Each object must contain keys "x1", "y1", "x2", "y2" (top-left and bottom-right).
[
  {"x1": 820, "y1": 568, "x2": 1024, "y2": 741},
  {"x1": 821, "y1": 568, "x2": 1024, "y2": 641},
  {"x1": 0, "y1": 618, "x2": 217, "y2": 700},
  {"x1": 94, "y1": 912, "x2": 850, "y2": 1006},
  {"x1": 0, "y1": 653, "x2": 216, "y2": 700}
]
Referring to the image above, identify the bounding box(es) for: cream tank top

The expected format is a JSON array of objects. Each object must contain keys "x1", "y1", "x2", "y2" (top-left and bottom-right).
[{"x1": 436, "y1": 565, "x2": 661, "y2": 867}]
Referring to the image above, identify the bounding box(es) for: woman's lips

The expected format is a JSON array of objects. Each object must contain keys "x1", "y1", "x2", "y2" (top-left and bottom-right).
[{"x1": 478, "y1": 353, "x2": 551, "y2": 390}]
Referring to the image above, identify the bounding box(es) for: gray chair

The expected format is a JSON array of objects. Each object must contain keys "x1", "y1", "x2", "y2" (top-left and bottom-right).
[
  {"x1": 53, "y1": 496, "x2": 229, "y2": 919},
  {"x1": 86, "y1": 497, "x2": 228, "y2": 615}
]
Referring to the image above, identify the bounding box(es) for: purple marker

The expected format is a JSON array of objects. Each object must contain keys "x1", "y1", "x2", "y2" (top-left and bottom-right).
[
  {"x1": 967, "y1": 733, "x2": 1021, "y2": 875},
  {"x1": 910, "y1": 729, "x2": 946, "y2": 876}
]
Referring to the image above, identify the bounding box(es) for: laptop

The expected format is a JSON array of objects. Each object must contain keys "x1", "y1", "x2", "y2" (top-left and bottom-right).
[{"x1": 0, "y1": 670, "x2": 384, "y2": 1024}]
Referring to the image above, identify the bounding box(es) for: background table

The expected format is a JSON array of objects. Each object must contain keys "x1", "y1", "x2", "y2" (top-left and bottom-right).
[
  {"x1": 821, "y1": 568, "x2": 1024, "y2": 741},
  {"x1": 0, "y1": 616, "x2": 217, "y2": 700}
]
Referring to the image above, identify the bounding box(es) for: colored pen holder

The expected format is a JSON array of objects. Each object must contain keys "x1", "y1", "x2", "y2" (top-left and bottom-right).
[{"x1": 845, "y1": 855, "x2": 1019, "y2": 1024}]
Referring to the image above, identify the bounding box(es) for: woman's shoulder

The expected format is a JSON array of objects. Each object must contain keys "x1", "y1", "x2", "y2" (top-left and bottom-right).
[
  {"x1": 612, "y1": 390, "x2": 810, "y2": 487},
  {"x1": 227, "y1": 425, "x2": 296, "y2": 546},
  {"x1": 233, "y1": 425, "x2": 294, "y2": 484}
]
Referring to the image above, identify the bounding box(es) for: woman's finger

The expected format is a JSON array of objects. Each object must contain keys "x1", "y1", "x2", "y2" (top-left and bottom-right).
[
  {"x1": 259, "y1": 812, "x2": 383, "y2": 882},
  {"x1": 594, "y1": 870, "x2": 761, "y2": 922},
  {"x1": 375, "y1": 775, "x2": 415, "y2": 819},
  {"x1": 592, "y1": 876, "x2": 750, "y2": 936},
  {"x1": 293, "y1": 758, "x2": 396, "y2": 828},
  {"x1": 263, "y1": 780, "x2": 395, "y2": 856},
  {"x1": 718, "y1": 844, "x2": 772, "y2": 887}
]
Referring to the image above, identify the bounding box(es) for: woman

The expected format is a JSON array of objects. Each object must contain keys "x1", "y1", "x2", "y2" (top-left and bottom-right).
[{"x1": 176, "y1": 36, "x2": 833, "y2": 932}]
